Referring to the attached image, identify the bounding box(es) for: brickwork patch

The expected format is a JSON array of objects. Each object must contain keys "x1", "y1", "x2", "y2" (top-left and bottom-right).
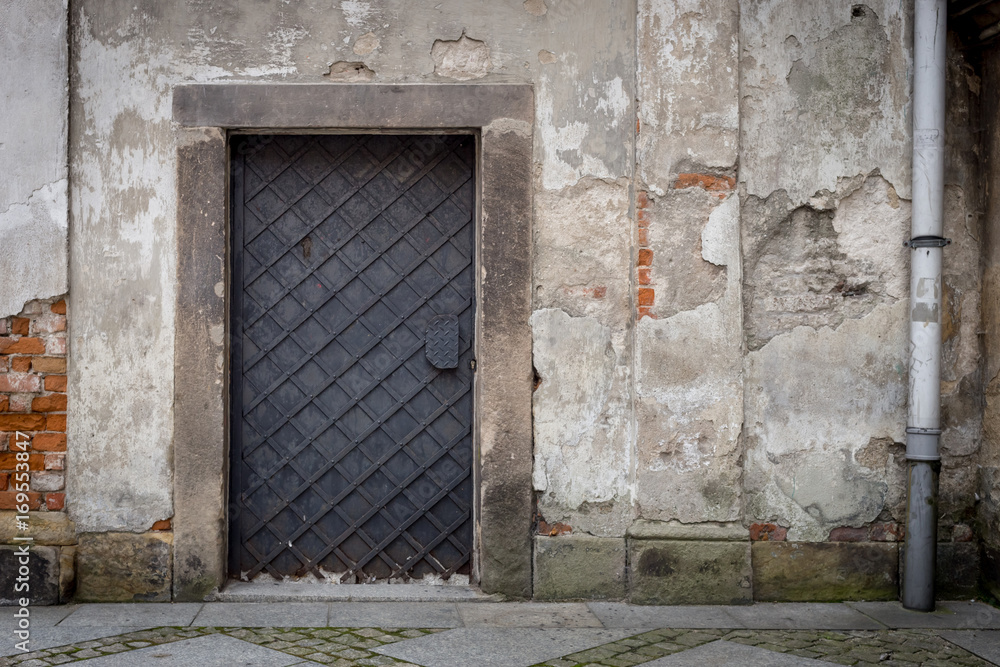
[{"x1": 0, "y1": 297, "x2": 68, "y2": 514}]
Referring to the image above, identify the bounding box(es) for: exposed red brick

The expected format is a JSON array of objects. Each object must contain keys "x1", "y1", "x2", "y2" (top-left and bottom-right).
[
  {"x1": 829, "y1": 526, "x2": 868, "y2": 542},
  {"x1": 9, "y1": 395, "x2": 31, "y2": 412},
  {"x1": 10, "y1": 318, "x2": 29, "y2": 336},
  {"x1": 0, "y1": 356, "x2": 7, "y2": 373},
  {"x1": 638, "y1": 268, "x2": 652, "y2": 286},
  {"x1": 0, "y1": 491, "x2": 43, "y2": 511},
  {"x1": 46, "y1": 337, "x2": 66, "y2": 355},
  {"x1": 31, "y1": 394, "x2": 67, "y2": 412},
  {"x1": 50, "y1": 300, "x2": 67, "y2": 315},
  {"x1": 869, "y1": 522, "x2": 904, "y2": 542},
  {"x1": 636, "y1": 191, "x2": 651, "y2": 209},
  {"x1": 0, "y1": 452, "x2": 44, "y2": 470},
  {"x1": 32, "y1": 357, "x2": 66, "y2": 373},
  {"x1": 43, "y1": 453, "x2": 64, "y2": 471},
  {"x1": 0, "y1": 338, "x2": 46, "y2": 355},
  {"x1": 33, "y1": 314, "x2": 66, "y2": 334},
  {"x1": 45, "y1": 415, "x2": 66, "y2": 432},
  {"x1": 750, "y1": 523, "x2": 788, "y2": 541},
  {"x1": 637, "y1": 248, "x2": 653, "y2": 266},
  {"x1": 44, "y1": 375, "x2": 67, "y2": 392},
  {"x1": 10, "y1": 357, "x2": 31, "y2": 373},
  {"x1": 674, "y1": 172, "x2": 736, "y2": 192},
  {"x1": 637, "y1": 209, "x2": 651, "y2": 228},
  {"x1": 638, "y1": 228, "x2": 649, "y2": 246},
  {"x1": 0, "y1": 472, "x2": 7, "y2": 491},
  {"x1": 45, "y1": 493, "x2": 65, "y2": 511},
  {"x1": 0, "y1": 414, "x2": 46, "y2": 431},
  {"x1": 637, "y1": 288, "x2": 655, "y2": 307},
  {"x1": 0, "y1": 320, "x2": 6, "y2": 335},
  {"x1": 32, "y1": 433, "x2": 66, "y2": 452},
  {"x1": 0, "y1": 396, "x2": 7, "y2": 413},
  {"x1": 151, "y1": 519, "x2": 172, "y2": 531},
  {"x1": 537, "y1": 519, "x2": 572, "y2": 536},
  {"x1": 637, "y1": 306, "x2": 655, "y2": 320},
  {"x1": 0, "y1": 374, "x2": 41, "y2": 393}
]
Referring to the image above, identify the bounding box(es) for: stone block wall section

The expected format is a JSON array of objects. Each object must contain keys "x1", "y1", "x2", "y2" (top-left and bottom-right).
[
  {"x1": 0, "y1": 297, "x2": 74, "y2": 604},
  {"x1": 532, "y1": 518, "x2": 980, "y2": 604}
]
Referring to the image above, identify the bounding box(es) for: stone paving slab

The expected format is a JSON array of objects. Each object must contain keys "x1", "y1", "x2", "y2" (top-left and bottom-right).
[
  {"x1": 373, "y1": 627, "x2": 635, "y2": 666},
  {"x1": 456, "y1": 602, "x2": 603, "y2": 628},
  {"x1": 327, "y1": 602, "x2": 461, "y2": 628},
  {"x1": 212, "y1": 582, "x2": 495, "y2": 603},
  {"x1": 66, "y1": 633, "x2": 316, "y2": 666},
  {"x1": 587, "y1": 602, "x2": 740, "y2": 629},
  {"x1": 0, "y1": 626, "x2": 145, "y2": 657},
  {"x1": 641, "y1": 639, "x2": 826, "y2": 665},
  {"x1": 849, "y1": 601, "x2": 1000, "y2": 629},
  {"x1": 58, "y1": 604, "x2": 203, "y2": 628},
  {"x1": 0, "y1": 607, "x2": 79, "y2": 631},
  {"x1": 724, "y1": 603, "x2": 885, "y2": 630},
  {"x1": 192, "y1": 602, "x2": 328, "y2": 627},
  {"x1": 939, "y1": 629, "x2": 1000, "y2": 664},
  {"x1": 4, "y1": 601, "x2": 1000, "y2": 666}
]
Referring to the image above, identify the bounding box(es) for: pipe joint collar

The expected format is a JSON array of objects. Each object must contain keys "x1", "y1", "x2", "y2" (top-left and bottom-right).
[{"x1": 906, "y1": 429, "x2": 941, "y2": 461}]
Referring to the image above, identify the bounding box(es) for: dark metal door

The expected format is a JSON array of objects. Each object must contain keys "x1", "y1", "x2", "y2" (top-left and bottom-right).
[{"x1": 229, "y1": 134, "x2": 475, "y2": 583}]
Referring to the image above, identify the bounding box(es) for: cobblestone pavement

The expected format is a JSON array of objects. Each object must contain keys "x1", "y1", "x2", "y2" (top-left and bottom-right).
[
  {"x1": 1, "y1": 625, "x2": 996, "y2": 666},
  {"x1": 535, "y1": 628, "x2": 994, "y2": 666}
]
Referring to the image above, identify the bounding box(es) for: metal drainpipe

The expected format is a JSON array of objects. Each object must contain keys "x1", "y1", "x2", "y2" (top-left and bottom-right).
[{"x1": 903, "y1": 0, "x2": 949, "y2": 612}]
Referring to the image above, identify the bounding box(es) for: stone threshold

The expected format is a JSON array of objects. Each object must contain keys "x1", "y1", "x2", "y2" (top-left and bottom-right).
[{"x1": 209, "y1": 581, "x2": 502, "y2": 603}]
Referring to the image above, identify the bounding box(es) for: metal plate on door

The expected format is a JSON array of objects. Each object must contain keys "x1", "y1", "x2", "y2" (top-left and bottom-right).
[{"x1": 425, "y1": 315, "x2": 459, "y2": 369}]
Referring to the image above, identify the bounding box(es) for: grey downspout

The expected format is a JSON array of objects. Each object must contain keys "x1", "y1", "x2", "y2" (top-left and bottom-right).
[{"x1": 903, "y1": 0, "x2": 948, "y2": 612}]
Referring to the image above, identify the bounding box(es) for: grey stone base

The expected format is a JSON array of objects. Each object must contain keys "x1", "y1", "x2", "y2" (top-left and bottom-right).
[
  {"x1": 533, "y1": 535, "x2": 626, "y2": 600},
  {"x1": 753, "y1": 542, "x2": 898, "y2": 602},
  {"x1": 0, "y1": 545, "x2": 67, "y2": 605},
  {"x1": 76, "y1": 532, "x2": 172, "y2": 602},
  {"x1": 933, "y1": 542, "x2": 980, "y2": 599},
  {"x1": 983, "y1": 543, "x2": 1000, "y2": 603},
  {"x1": 627, "y1": 539, "x2": 752, "y2": 605}
]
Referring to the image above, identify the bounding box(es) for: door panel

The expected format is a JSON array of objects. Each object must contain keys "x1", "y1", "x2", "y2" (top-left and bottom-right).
[{"x1": 230, "y1": 134, "x2": 475, "y2": 582}]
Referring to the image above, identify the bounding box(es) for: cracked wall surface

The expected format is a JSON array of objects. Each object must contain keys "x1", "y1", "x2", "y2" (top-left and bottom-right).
[
  {"x1": 740, "y1": 3, "x2": 983, "y2": 544},
  {"x1": 0, "y1": 1, "x2": 68, "y2": 318},
  {"x1": 46, "y1": 0, "x2": 993, "y2": 598},
  {"x1": 631, "y1": 0, "x2": 743, "y2": 526},
  {"x1": 68, "y1": 0, "x2": 639, "y2": 541},
  {"x1": 980, "y1": 38, "x2": 1000, "y2": 593}
]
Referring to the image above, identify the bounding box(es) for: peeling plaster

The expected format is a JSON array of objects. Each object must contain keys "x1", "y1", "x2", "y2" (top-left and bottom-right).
[
  {"x1": 0, "y1": 180, "x2": 69, "y2": 318},
  {"x1": 532, "y1": 308, "x2": 632, "y2": 536},
  {"x1": 0, "y1": 0, "x2": 69, "y2": 318},
  {"x1": 740, "y1": 1, "x2": 911, "y2": 204},
  {"x1": 69, "y1": 10, "x2": 178, "y2": 531},
  {"x1": 634, "y1": 193, "x2": 743, "y2": 523},
  {"x1": 744, "y1": 301, "x2": 908, "y2": 540},
  {"x1": 431, "y1": 34, "x2": 492, "y2": 80}
]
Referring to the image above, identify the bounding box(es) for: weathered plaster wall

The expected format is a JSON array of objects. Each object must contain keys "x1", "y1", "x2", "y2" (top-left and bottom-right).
[
  {"x1": 68, "y1": 0, "x2": 638, "y2": 543},
  {"x1": 631, "y1": 0, "x2": 743, "y2": 525},
  {"x1": 528, "y1": 1, "x2": 637, "y2": 538},
  {"x1": 0, "y1": 1, "x2": 68, "y2": 318},
  {"x1": 62, "y1": 0, "x2": 989, "y2": 600},
  {"x1": 980, "y1": 39, "x2": 1000, "y2": 599},
  {"x1": 741, "y1": 2, "x2": 983, "y2": 546}
]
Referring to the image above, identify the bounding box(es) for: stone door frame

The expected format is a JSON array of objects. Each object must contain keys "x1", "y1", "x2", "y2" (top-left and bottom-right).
[{"x1": 171, "y1": 83, "x2": 533, "y2": 600}]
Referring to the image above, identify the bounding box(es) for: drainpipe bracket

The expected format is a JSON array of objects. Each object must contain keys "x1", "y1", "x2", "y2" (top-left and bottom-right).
[{"x1": 904, "y1": 236, "x2": 951, "y2": 248}]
